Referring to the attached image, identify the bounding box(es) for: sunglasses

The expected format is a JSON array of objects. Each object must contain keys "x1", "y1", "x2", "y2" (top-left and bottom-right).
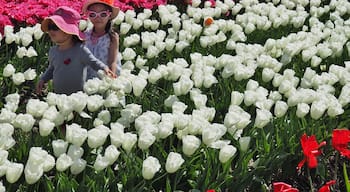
[
  {"x1": 88, "y1": 10, "x2": 111, "y2": 19},
  {"x1": 48, "y1": 23, "x2": 60, "y2": 31}
]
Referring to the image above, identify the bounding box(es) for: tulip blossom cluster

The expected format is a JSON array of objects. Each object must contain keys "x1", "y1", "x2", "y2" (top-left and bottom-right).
[{"x1": 1, "y1": 0, "x2": 350, "y2": 190}]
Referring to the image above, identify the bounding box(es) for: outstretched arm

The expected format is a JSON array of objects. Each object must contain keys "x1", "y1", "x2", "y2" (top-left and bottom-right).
[{"x1": 108, "y1": 32, "x2": 119, "y2": 76}]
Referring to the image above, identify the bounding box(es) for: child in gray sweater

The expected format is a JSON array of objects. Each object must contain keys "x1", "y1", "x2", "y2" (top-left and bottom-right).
[{"x1": 36, "y1": 6, "x2": 115, "y2": 95}]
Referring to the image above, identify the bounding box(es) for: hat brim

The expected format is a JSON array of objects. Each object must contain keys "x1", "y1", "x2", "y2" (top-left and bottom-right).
[
  {"x1": 82, "y1": 0, "x2": 120, "y2": 19},
  {"x1": 41, "y1": 17, "x2": 85, "y2": 41}
]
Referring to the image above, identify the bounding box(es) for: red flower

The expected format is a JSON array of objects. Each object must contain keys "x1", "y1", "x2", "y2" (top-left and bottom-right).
[
  {"x1": 64, "y1": 58, "x2": 71, "y2": 65},
  {"x1": 332, "y1": 129, "x2": 350, "y2": 159},
  {"x1": 297, "y1": 134, "x2": 326, "y2": 170},
  {"x1": 206, "y1": 190, "x2": 215, "y2": 192},
  {"x1": 273, "y1": 182, "x2": 299, "y2": 192},
  {"x1": 318, "y1": 180, "x2": 336, "y2": 192}
]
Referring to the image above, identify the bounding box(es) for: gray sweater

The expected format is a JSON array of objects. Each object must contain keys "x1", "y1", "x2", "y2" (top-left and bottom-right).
[{"x1": 40, "y1": 43, "x2": 107, "y2": 95}]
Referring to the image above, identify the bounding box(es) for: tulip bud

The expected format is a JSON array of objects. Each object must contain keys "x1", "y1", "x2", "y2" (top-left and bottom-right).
[
  {"x1": 70, "y1": 158, "x2": 86, "y2": 175},
  {"x1": 182, "y1": 135, "x2": 201, "y2": 156},
  {"x1": 56, "y1": 154, "x2": 73, "y2": 172},
  {"x1": 142, "y1": 156, "x2": 161, "y2": 180},
  {"x1": 6, "y1": 162, "x2": 23, "y2": 183},
  {"x1": 165, "y1": 152, "x2": 184, "y2": 173},
  {"x1": 219, "y1": 145, "x2": 237, "y2": 163}
]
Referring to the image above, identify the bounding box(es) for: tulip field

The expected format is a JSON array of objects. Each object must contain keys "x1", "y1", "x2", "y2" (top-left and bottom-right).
[{"x1": 1, "y1": 0, "x2": 350, "y2": 191}]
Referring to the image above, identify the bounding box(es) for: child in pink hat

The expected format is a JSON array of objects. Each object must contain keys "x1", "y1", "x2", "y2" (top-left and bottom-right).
[
  {"x1": 36, "y1": 6, "x2": 116, "y2": 95},
  {"x1": 82, "y1": 0, "x2": 122, "y2": 79}
]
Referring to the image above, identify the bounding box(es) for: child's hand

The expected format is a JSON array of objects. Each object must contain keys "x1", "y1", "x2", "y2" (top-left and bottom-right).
[
  {"x1": 36, "y1": 80, "x2": 45, "y2": 95},
  {"x1": 104, "y1": 67, "x2": 117, "y2": 78}
]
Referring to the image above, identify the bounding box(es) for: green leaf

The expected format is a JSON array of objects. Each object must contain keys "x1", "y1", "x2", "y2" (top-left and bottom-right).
[{"x1": 343, "y1": 162, "x2": 350, "y2": 192}]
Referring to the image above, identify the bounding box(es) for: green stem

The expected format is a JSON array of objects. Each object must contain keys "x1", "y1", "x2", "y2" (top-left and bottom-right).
[
  {"x1": 343, "y1": 162, "x2": 350, "y2": 192},
  {"x1": 307, "y1": 168, "x2": 314, "y2": 192}
]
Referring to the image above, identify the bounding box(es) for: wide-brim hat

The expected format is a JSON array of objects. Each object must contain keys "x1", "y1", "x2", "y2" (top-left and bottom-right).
[
  {"x1": 41, "y1": 6, "x2": 85, "y2": 41},
  {"x1": 82, "y1": 0, "x2": 120, "y2": 19}
]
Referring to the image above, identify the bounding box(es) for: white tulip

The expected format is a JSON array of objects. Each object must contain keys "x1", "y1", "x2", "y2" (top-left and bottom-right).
[
  {"x1": 104, "y1": 145, "x2": 120, "y2": 165},
  {"x1": 165, "y1": 38, "x2": 176, "y2": 51},
  {"x1": 338, "y1": 84, "x2": 350, "y2": 106},
  {"x1": 84, "y1": 78, "x2": 102, "y2": 95},
  {"x1": 20, "y1": 32, "x2": 33, "y2": 47},
  {"x1": 122, "y1": 48, "x2": 137, "y2": 61},
  {"x1": 296, "y1": 103, "x2": 310, "y2": 118},
  {"x1": 262, "y1": 68, "x2": 275, "y2": 82},
  {"x1": 12, "y1": 72, "x2": 25, "y2": 85},
  {"x1": 173, "y1": 76, "x2": 193, "y2": 96},
  {"x1": 274, "y1": 101, "x2": 288, "y2": 118},
  {"x1": 55, "y1": 95, "x2": 74, "y2": 117},
  {"x1": 93, "y1": 154, "x2": 109, "y2": 171},
  {"x1": 87, "y1": 125, "x2": 110, "y2": 149},
  {"x1": 254, "y1": 109, "x2": 272, "y2": 128},
  {"x1": 0, "y1": 180, "x2": 5, "y2": 192},
  {"x1": 182, "y1": 135, "x2": 201, "y2": 156},
  {"x1": 0, "y1": 150, "x2": 8, "y2": 166},
  {"x1": 6, "y1": 162, "x2": 23, "y2": 183},
  {"x1": 43, "y1": 154, "x2": 55, "y2": 172},
  {"x1": 24, "y1": 163, "x2": 43, "y2": 184},
  {"x1": 104, "y1": 92, "x2": 121, "y2": 108},
  {"x1": 56, "y1": 154, "x2": 73, "y2": 172},
  {"x1": 52, "y1": 139, "x2": 68, "y2": 158},
  {"x1": 122, "y1": 132, "x2": 137, "y2": 153},
  {"x1": 239, "y1": 136, "x2": 251, "y2": 152},
  {"x1": 132, "y1": 18, "x2": 143, "y2": 30},
  {"x1": 86, "y1": 95, "x2": 104, "y2": 112},
  {"x1": 39, "y1": 119, "x2": 55, "y2": 136},
  {"x1": 43, "y1": 106, "x2": 64, "y2": 126},
  {"x1": 165, "y1": 152, "x2": 184, "y2": 173},
  {"x1": 113, "y1": 11, "x2": 125, "y2": 25},
  {"x1": 26, "y1": 99, "x2": 48, "y2": 118},
  {"x1": 13, "y1": 113, "x2": 35, "y2": 132},
  {"x1": 67, "y1": 145, "x2": 84, "y2": 161},
  {"x1": 97, "y1": 110, "x2": 111, "y2": 125},
  {"x1": 219, "y1": 145, "x2": 237, "y2": 163},
  {"x1": 23, "y1": 67, "x2": 36, "y2": 80},
  {"x1": 65, "y1": 123, "x2": 88, "y2": 146},
  {"x1": 3, "y1": 64, "x2": 16, "y2": 77},
  {"x1": 70, "y1": 158, "x2": 86, "y2": 175},
  {"x1": 16, "y1": 47, "x2": 27, "y2": 58},
  {"x1": 148, "y1": 69, "x2": 162, "y2": 84},
  {"x1": 310, "y1": 100, "x2": 327, "y2": 119},
  {"x1": 0, "y1": 160, "x2": 8, "y2": 177},
  {"x1": 110, "y1": 122, "x2": 125, "y2": 147},
  {"x1": 327, "y1": 101, "x2": 344, "y2": 117},
  {"x1": 202, "y1": 123, "x2": 227, "y2": 146},
  {"x1": 132, "y1": 76, "x2": 147, "y2": 97},
  {"x1": 119, "y1": 23, "x2": 132, "y2": 34},
  {"x1": 138, "y1": 131, "x2": 156, "y2": 150},
  {"x1": 5, "y1": 33, "x2": 17, "y2": 44},
  {"x1": 142, "y1": 156, "x2": 161, "y2": 180},
  {"x1": 311, "y1": 55, "x2": 322, "y2": 67},
  {"x1": 175, "y1": 41, "x2": 190, "y2": 53}
]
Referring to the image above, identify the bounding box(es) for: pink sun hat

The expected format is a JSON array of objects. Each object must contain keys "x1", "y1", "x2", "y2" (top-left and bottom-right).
[{"x1": 41, "y1": 6, "x2": 85, "y2": 40}]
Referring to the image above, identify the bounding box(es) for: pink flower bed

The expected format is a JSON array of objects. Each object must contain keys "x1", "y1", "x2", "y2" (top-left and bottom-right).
[{"x1": 0, "y1": 0, "x2": 168, "y2": 34}]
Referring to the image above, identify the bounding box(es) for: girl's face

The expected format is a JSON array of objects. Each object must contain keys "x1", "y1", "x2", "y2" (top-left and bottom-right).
[
  {"x1": 47, "y1": 22, "x2": 72, "y2": 44},
  {"x1": 87, "y1": 4, "x2": 111, "y2": 29}
]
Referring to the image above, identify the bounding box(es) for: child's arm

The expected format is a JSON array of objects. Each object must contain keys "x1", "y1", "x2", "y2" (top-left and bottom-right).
[
  {"x1": 108, "y1": 32, "x2": 119, "y2": 76},
  {"x1": 81, "y1": 45, "x2": 116, "y2": 78},
  {"x1": 36, "y1": 64, "x2": 54, "y2": 94}
]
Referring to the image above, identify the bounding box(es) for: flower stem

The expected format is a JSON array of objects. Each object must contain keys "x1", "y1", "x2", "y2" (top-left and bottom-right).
[{"x1": 307, "y1": 168, "x2": 315, "y2": 192}]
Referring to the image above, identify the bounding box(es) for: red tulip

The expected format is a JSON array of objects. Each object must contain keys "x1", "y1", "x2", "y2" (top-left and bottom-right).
[
  {"x1": 318, "y1": 180, "x2": 336, "y2": 192},
  {"x1": 332, "y1": 129, "x2": 350, "y2": 159},
  {"x1": 297, "y1": 134, "x2": 326, "y2": 170},
  {"x1": 273, "y1": 182, "x2": 299, "y2": 192}
]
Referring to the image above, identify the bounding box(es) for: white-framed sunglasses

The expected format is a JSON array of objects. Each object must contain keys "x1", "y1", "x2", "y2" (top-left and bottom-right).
[{"x1": 87, "y1": 10, "x2": 111, "y2": 19}]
